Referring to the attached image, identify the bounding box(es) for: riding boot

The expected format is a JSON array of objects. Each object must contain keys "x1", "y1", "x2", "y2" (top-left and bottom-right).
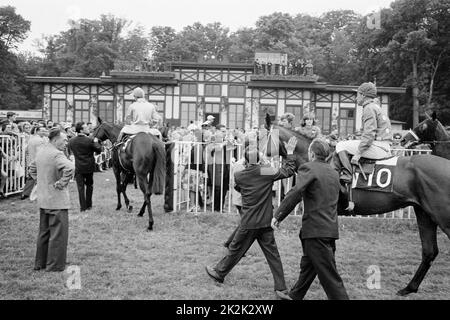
[
  {"x1": 332, "y1": 151, "x2": 354, "y2": 214},
  {"x1": 336, "y1": 151, "x2": 353, "y2": 184}
]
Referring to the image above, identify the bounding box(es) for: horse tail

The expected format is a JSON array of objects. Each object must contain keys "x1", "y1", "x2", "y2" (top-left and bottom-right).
[{"x1": 151, "y1": 140, "x2": 166, "y2": 195}]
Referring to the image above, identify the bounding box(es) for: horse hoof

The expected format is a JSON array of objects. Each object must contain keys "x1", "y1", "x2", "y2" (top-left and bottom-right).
[
  {"x1": 116, "y1": 206, "x2": 121, "y2": 211},
  {"x1": 127, "y1": 206, "x2": 133, "y2": 213},
  {"x1": 147, "y1": 226, "x2": 153, "y2": 232},
  {"x1": 396, "y1": 287, "x2": 417, "y2": 296},
  {"x1": 137, "y1": 212, "x2": 144, "y2": 217}
]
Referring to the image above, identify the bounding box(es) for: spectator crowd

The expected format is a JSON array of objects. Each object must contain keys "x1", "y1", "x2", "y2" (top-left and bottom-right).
[{"x1": 0, "y1": 112, "x2": 112, "y2": 199}]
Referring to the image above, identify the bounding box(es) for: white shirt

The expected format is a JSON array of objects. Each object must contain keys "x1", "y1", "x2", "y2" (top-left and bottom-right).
[{"x1": 126, "y1": 98, "x2": 160, "y2": 126}]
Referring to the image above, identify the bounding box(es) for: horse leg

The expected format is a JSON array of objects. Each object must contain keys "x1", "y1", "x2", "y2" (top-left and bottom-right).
[
  {"x1": 397, "y1": 206, "x2": 438, "y2": 296},
  {"x1": 136, "y1": 173, "x2": 152, "y2": 230},
  {"x1": 146, "y1": 172, "x2": 154, "y2": 231},
  {"x1": 138, "y1": 200, "x2": 147, "y2": 217},
  {"x1": 121, "y1": 173, "x2": 133, "y2": 212},
  {"x1": 147, "y1": 191, "x2": 153, "y2": 231},
  {"x1": 114, "y1": 168, "x2": 122, "y2": 211}
]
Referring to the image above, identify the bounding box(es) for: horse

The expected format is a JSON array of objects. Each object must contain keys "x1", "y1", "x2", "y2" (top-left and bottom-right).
[
  {"x1": 401, "y1": 111, "x2": 450, "y2": 160},
  {"x1": 91, "y1": 119, "x2": 166, "y2": 231},
  {"x1": 264, "y1": 115, "x2": 450, "y2": 296}
]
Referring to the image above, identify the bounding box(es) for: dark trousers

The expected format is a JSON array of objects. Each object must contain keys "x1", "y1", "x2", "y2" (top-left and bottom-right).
[
  {"x1": 224, "y1": 206, "x2": 242, "y2": 247},
  {"x1": 35, "y1": 209, "x2": 69, "y2": 272},
  {"x1": 75, "y1": 172, "x2": 94, "y2": 211},
  {"x1": 290, "y1": 238, "x2": 349, "y2": 300},
  {"x1": 22, "y1": 174, "x2": 36, "y2": 197},
  {"x1": 215, "y1": 227, "x2": 287, "y2": 291}
]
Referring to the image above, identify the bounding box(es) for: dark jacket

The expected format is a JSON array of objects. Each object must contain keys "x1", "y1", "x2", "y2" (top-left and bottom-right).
[
  {"x1": 274, "y1": 159, "x2": 341, "y2": 239},
  {"x1": 235, "y1": 155, "x2": 297, "y2": 229},
  {"x1": 68, "y1": 135, "x2": 102, "y2": 174}
]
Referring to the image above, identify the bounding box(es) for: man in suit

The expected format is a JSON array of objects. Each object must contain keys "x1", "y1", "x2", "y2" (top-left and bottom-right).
[
  {"x1": 68, "y1": 122, "x2": 102, "y2": 212},
  {"x1": 272, "y1": 138, "x2": 349, "y2": 300},
  {"x1": 205, "y1": 137, "x2": 298, "y2": 300},
  {"x1": 21, "y1": 126, "x2": 47, "y2": 200},
  {"x1": 29, "y1": 128, "x2": 74, "y2": 272}
]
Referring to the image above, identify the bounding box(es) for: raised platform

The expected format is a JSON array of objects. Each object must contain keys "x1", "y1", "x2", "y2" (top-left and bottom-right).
[{"x1": 250, "y1": 74, "x2": 320, "y2": 82}]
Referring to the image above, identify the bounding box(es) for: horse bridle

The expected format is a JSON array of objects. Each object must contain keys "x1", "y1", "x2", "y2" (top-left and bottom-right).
[{"x1": 92, "y1": 123, "x2": 112, "y2": 143}]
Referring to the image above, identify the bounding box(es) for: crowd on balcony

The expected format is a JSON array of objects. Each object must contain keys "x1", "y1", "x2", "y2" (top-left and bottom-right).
[{"x1": 254, "y1": 58, "x2": 314, "y2": 77}]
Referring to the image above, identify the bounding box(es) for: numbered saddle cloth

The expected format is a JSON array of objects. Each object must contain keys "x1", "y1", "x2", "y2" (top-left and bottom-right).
[{"x1": 352, "y1": 157, "x2": 397, "y2": 193}]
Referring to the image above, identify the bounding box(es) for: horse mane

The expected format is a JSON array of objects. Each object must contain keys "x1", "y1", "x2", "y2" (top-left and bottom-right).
[
  {"x1": 272, "y1": 124, "x2": 314, "y2": 142},
  {"x1": 435, "y1": 119, "x2": 450, "y2": 140}
]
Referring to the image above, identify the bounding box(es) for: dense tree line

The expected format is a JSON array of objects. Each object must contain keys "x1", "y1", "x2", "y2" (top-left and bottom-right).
[{"x1": 1, "y1": 0, "x2": 449, "y2": 126}]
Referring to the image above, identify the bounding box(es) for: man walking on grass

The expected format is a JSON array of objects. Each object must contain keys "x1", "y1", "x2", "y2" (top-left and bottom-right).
[{"x1": 206, "y1": 137, "x2": 298, "y2": 300}]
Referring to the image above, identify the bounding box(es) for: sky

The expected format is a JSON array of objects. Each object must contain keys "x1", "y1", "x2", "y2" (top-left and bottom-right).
[{"x1": 5, "y1": 0, "x2": 395, "y2": 54}]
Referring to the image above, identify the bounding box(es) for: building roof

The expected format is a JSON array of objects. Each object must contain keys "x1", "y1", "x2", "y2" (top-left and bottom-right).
[
  {"x1": 26, "y1": 73, "x2": 407, "y2": 94},
  {"x1": 168, "y1": 61, "x2": 254, "y2": 70}
]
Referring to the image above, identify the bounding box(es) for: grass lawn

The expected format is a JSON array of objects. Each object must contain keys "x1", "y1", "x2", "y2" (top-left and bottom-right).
[{"x1": 1, "y1": 169, "x2": 450, "y2": 300}]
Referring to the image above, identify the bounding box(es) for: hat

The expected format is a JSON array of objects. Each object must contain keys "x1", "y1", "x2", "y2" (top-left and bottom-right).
[
  {"x1": 207, "y1": 115, "x2": 215, "y2": 121},
  {"x1": 7, "y1": 111, "x2": 16, "y2": 117},
  {"x1": 132, "y1": 87, "x2": 145, "y2": 98},
  {"x1": 355, "y1": 82, "x2": 377, "y2": 98}
]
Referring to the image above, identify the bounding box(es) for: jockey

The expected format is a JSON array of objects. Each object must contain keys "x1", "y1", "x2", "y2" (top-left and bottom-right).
[
  {"x1": 116, "y1": 87, "x2": 162, "y2": 145},
  {"x1": 333, "y1": 82, "x2": 393, "y2": 186}
]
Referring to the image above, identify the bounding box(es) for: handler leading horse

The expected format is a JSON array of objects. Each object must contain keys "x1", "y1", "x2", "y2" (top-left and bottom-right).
[
  {"x1": 264, "y1": 115, "x2": 450, "y2": 296},
  {"x1": 92, "y1": 119, "x2": 166, "y2": 231}
]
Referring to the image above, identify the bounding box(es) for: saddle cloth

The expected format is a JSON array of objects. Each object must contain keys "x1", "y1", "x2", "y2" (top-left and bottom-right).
[{"x1": 351, "y1": 157, "x2": 398, "y2": 193}]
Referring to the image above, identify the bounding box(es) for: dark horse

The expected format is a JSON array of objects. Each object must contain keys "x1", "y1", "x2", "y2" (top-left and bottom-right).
[
  {"x1": 401, "y1": 111, "x2": 450, "y2": 160},
  {"x1": 91, "y1": 119, "x2": 166, "y2": 231},
  {"x1": 264, "y1": 115, "x2": 450, "y2": 296}
]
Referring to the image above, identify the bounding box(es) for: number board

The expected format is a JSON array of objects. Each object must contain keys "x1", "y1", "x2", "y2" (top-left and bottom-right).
[{"x1": 352, "y1": 158, "x2": 397, "y2": 193}]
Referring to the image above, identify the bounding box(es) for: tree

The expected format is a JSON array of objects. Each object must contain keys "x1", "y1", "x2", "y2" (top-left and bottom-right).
[
  {"x1": 0, "y1": 5, "x2": 31, "y2": 50},
  {"x1": 254, "y1": 12, "x2": 295, "y2": 51},
  {"x1": 149, "y1": 26, "x2": 176, "y2": 61},
  {"x1": 0, "y1": 6, "x2": 31, "y2": 109}
]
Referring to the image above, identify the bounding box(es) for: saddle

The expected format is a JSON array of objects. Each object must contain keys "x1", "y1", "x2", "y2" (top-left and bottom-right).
[{"x1": 353, "y1": 155, "x2": 396, "y2": 176}]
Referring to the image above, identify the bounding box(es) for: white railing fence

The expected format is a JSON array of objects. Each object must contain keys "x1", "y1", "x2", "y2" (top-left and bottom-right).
[
  {"x1": 1, "y1": 134, "x2": 111, "y2": 198},
  {"x1": 172, "y1": 141, "x2": 432, "y2": 219},
  {"x1": 1, "y1": 135, "x2": 26, "y2": 196}
]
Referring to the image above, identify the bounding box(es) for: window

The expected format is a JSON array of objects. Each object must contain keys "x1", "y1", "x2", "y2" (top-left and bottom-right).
[
  {"x1": 315, "y1": 107, "x2": 331, "y2": 135},
  {"x1": 150, "y1": 101, "x2": 165, "y2": 120},
  {"x1": 339, "y1": 109, "x2": 355, "y2": 136},
  {"x1": 180, "y1": 83, "x2": 197, "y2": 96},
  {"x1": 285, "y1": 105, "x2": 303, "y2": 127},
  {"x1": 205, "y1": 103, "x2": 220, "y2": 113},
  {"x1": 228, "y1": 85, "x2": 245, "y2": 98},
  {"x1": 98, "y1": 101, "x2": 115, "y2": 123},
  {"x1": 74, "y1": 100, "x2": 90, "y2": 123},
  {"x1": 180, "y1": 102, "x2": 197, "y2": 127},
  {"x1": 51, "y1": 100, "x2": 67, "y2": 123},
  {"x1": 228, "y1": 104, "x2": 245, "y2": 129},
  {"x1": 204, "y1": 84, "x2": 221, "y2": 97}
]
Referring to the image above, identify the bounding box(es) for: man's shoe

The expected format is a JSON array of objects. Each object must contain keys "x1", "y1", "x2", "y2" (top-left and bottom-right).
[
  {"x1": 205, "y1": 265, "x2": 224, "y2": 283},
  {"x1": 275, "y1": 290, "x2": 293, "y2": 300}
]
